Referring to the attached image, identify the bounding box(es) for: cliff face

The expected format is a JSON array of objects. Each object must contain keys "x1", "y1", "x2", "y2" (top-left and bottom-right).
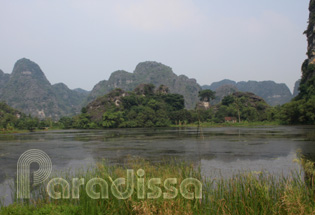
[
  {"x1": 299, "y1": 0, "x2": 315, "y2": 98},
  {"x1": 87, "y1": 61, "x2": 201, "y2": 109}
]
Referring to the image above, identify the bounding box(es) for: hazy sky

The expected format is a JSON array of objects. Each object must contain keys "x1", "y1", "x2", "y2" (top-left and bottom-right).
[{"x1": 0, "y1": 0, "x2": 309, "y2": 92}]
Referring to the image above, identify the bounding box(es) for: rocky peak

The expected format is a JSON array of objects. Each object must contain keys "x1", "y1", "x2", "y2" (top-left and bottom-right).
[
  {"x1": 11, "y1": 58, "x2": 50, "y2": 85},
  {"x1": 134, "y1": 61, "x2": 173, "y2": 76},
  {"x1": 0, "y1": 58, "x2": 88, "y2": 119}
]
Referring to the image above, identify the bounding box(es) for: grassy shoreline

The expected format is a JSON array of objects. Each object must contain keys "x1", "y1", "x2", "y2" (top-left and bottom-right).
[
  {"x1": 0, "y1": 121, "x2": 284, "y2": 135},
  {"x1": 1, "y1": 157, "x2": 315, "y2": 214},
  {"x1": 172, "y1": 121, "x2": 282, "y2": 128}
]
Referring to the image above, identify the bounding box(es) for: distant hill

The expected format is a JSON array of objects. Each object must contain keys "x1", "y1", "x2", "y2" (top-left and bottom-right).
[
  {"x1": 210, "y1": 84, "x2": 238, "y2": 105},
  {"x1": 52, "y1": 83, "x2": 88, "y2": 116},
  {"x1": 73, "y1": 88, "x2": 90, "y2": 96},
  {"x1": 202, "y1": 79, "x2": 236, "y2": 91},
  {"x1": 0, "y1": 58, "x2": 88, "y2": 119},
  {"x1": 0, "y1": 69, "x2": 10, "y2": 93},
  {"x1": 88, "y1": 61, "x2": 201, "y2": 109},
  {"x1": 202, "y1": 79, "x2": 293, "y2": 106}
]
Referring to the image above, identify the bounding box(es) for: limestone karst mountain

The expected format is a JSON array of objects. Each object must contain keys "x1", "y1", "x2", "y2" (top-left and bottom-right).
[
  {"x1": 87, "y1": 61, "x2": 201, "y2": 109},
  {"x1": 202, "y1": 79, "x2": 293, "y2": 106},
  {"x1": 0, "y1": 58, "x2": 88, "y2": 119}
]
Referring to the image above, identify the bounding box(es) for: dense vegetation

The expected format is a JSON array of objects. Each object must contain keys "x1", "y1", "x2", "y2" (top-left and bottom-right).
[
  {"x1": 56, "y1": 85, "x2": 280, "y2": 129},
  {"x1": 60, "y1": 85, "x2": 186, "y2": 129},
  {"x1": 0, "y1": 102, "x2": 56, "y2": 132},
  {"x1": 1, "y1": 156, "x2": 315, "y2": 214}
]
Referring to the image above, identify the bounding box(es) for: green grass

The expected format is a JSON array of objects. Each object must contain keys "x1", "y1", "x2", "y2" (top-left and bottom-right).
[
  {"x1": 0, "y1": 129, "x2": 30, "y2": 134},
  {"x1": 1, "y1": 158, "x2": 315, "y2": 215}
]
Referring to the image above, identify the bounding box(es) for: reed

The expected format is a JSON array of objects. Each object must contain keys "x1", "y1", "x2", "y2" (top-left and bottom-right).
[{"x1": 1, "y1": 158, "x2": 315, "y2": 215}]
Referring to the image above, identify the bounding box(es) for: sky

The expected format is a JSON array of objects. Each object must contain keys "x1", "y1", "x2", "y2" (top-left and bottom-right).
[{"x1": 0, "y1": 0, "x2": 309, "y2": 92}]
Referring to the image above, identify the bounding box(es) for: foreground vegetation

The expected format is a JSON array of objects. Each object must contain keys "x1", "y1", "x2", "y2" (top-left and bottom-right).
[{"x1": 1, "y1": 156, "x2": 315, "y2": 215}]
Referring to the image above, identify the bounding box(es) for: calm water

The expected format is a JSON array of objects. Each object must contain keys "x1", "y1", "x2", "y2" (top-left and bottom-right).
[{"x1": 0, "y1": 126, "x2": 315, "y2": 204}]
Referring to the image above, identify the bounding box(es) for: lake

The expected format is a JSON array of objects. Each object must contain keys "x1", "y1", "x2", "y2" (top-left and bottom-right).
[{"x1": 0, "y1": 126, "x2": 315, "y2": 205}]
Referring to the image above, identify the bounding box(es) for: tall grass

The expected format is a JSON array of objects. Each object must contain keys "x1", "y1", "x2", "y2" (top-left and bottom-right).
[{"x1": 1, "y1": 158, "x2": 315, "y2": 215}]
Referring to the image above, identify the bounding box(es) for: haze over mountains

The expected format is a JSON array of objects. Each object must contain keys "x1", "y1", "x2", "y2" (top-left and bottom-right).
[{"x1": 0, "y1": 58, "x2": 301, "y2": 119}]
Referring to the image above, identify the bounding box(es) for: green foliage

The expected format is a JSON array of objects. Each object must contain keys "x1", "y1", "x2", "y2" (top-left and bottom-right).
[
  {"x1": 221, "y1": 95, "x2": 235, "y2": 106},
  {"x1": 102, "y1": 111, "x2": 124, "y2": 128},
  {"x1": 59, "y1": 117, "x2": 74, "y2": 129},
  {"x1": 214, "y1": 93, "x2": 270, "y2": 123},
  {"x1": 0, "y1": 102, "x2": 43, "y2": 131},
  {"x1": 198, "y1": 89, "x2": 216, "y2": 102},
  {"x1": 169, "y1": 109, "x2": 192, "y2": 124},
  {"x1": 279, "y1": 96, "x2": 315, "y2": 124},
  {"x1": 67, "y1": 85, "x2": 181, "y2": 129},
  {"x1": 161, "y1": 94, "x2": 185, "y2": 111},
  {"x1": 72, "y1": 113, "x2": 91, "y2": 129}
]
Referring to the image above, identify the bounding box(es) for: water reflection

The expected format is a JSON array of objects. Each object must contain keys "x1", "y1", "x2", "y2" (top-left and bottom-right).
[{"x1": 0, "y1": 126, "x2": 314, "y2": 184}]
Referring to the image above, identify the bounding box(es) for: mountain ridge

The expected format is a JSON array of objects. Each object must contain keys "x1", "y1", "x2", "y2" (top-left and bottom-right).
[{"x1": 202, "y1": 79, "x2": 294, "y2": 106}]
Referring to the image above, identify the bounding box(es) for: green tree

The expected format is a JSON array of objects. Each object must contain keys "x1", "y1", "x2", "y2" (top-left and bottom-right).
[
  {"x1": 59, "y1": 117, "x2": 74, "y2": 129},
  {"x1": 198, "y1": 90, "x2": 216, "y2": 102},
  {"x1": 102, "y1": 111, "x2": 124, "y2": 128}
]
